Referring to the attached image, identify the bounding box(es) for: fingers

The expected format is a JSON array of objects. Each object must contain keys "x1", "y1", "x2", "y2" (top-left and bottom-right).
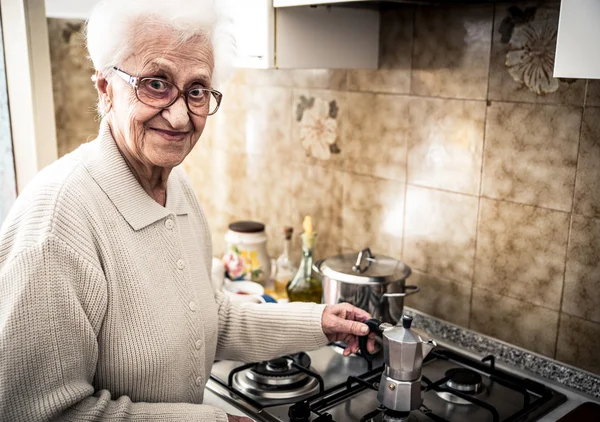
[{"x1": 331, "y1": 302, "x2": 372, "y2": 322}]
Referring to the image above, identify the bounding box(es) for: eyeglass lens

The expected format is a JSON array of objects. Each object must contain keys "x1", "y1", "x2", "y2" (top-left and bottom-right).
[{"x1": 137, "y1": 78, "x2": 218, "y2": 115}]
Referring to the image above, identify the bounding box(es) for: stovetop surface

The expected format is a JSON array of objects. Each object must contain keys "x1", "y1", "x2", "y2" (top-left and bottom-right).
[{"x1": 207, "y1": 344, "x2": 566, "y2": 422}]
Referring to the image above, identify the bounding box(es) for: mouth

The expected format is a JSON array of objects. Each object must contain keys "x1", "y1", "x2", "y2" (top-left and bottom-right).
[{"x1": 150, "y1": 128, "x2": 190, "y2": 142}]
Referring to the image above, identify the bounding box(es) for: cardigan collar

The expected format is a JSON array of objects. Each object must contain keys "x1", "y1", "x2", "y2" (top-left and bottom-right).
[{"x1": 83, "y1": 119, "x2": 191, "y2": 231}]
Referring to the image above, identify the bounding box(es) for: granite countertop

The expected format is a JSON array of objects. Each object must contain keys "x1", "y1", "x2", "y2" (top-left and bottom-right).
[{"x1": 404, "y1": 307, "x2": 600, "y2": 400}]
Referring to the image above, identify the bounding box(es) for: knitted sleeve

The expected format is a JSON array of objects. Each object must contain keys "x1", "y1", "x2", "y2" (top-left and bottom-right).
[
  {"x1": 0, "y1": 235, "x2": 228, "y2": 422},
  {"x1": 215, "y1": 290, "x2": 329, "y2": 362}
]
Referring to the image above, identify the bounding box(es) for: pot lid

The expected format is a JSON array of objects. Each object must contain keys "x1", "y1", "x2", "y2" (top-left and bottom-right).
[{"x1": 316, "y1": 248, "x2": 411, "y2": 285}]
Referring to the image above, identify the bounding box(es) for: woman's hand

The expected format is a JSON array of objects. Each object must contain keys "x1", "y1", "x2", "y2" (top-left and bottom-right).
[
  {"x1": 227, "y1": 414, "x2": 254, "y2": 422},
  {"x1": 321, "y1": 303, "x2": 377, "y2": 356}
]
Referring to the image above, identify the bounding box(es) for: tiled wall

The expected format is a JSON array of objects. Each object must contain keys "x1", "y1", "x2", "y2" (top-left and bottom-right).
[{"x1": 48, "y1": 1, "x2": 600, "y2": 375}]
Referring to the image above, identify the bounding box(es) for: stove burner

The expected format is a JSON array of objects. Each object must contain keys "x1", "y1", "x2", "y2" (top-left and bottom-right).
[
  {"x1": 445, "y1": 368, "x2": 483, "y2": 393},
  {"x1": 265, "y1": 357, "x2": 291, "y2": 373},
  {"x1": 382, "y1": 410, "x2": 416, "y2": 422},
  {"x1": 434, "y1": 367, "x2": 488, "y2": 405},
  {"x1": 232, "y1": 353, "x2": 320, "y2": 401}
]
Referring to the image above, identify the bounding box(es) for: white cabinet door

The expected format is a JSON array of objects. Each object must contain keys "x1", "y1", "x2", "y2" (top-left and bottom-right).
[
  {"x1": 223, "y1": 0, "x2": 274, "y2": 68},
  {"x1": 554, "y1": 0, "x2": 600, "y2": 79}
]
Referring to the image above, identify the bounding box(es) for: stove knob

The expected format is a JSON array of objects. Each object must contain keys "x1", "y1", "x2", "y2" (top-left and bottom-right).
[
  {"x1": 288, "y1": 400, "x2": 311, "y2": 421},
  {"x1": 314, "y1": 414, "x2": 333, "y2": 421}
]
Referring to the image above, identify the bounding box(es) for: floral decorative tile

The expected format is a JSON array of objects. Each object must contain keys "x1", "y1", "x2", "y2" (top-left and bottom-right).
[
  {"x1": 556, "y1": 313, "x2": 600, "y2": 375},
  {"x1": 407, "y1": 97, "x2": 486, "y2": 195},
  {"x1": 342, "y1": 92, "x2": 409, "y2": 181},
  {"x1": 470, "y1": 287, "x2": 559, "y2": 357},
  {"x1": 341, "y1": 172, "x2": 405, "y2": 260},
  {"x1": 574, "y1": 107, "x2": 600, "y2": 218},
  {"x1": 562, "y1": 215, "x2": 600, "y2": 324},
  {"x1": 411, "y1": 5, "x2": 493, "y2": 100},
  {"x1": 474, "y1": 198, "x2": 569, "y2": 310},
  {"x1": 482, "y1": 101, "x2": 581, "y2": 211},
  {"x1": 404, "y1": 270, "x2": 472, "y2": 328},
  {"x1": 295, "y1": 94, "x2": 341, "y2": 161},
  {"x1": 347, "y1": 7, "x2": 413, "y2": 94},
  {"x1": 488, "y1": 2, "x2": 586, "y2": 105},
  {"x1": 403, "y1": 185, "x2": 479, "y2": 283}
]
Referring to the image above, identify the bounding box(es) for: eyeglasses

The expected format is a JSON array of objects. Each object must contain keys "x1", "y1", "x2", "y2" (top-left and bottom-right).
[{"x1": 112, "y1": 67, "x2": 223, "y2": 116}]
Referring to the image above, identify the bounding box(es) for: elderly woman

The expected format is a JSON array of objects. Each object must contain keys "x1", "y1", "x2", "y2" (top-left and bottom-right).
[{"x1": 0, "y1": 0, "x2": 375, "y2": 421}]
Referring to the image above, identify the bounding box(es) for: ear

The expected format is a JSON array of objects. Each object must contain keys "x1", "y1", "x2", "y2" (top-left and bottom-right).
[{"x1": 94, "y1": 70, "x2": 113, "y2": 113}]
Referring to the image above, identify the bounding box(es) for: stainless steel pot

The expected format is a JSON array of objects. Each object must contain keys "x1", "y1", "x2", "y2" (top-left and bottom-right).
[{"x1": 314, "y1": 248, "x2": 418, "y2": 324}]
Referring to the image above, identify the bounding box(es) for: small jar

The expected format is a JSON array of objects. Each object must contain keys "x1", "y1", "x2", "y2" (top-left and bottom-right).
[{"x1": 222, "y1": 221, "x2": 271, "y2": 284}]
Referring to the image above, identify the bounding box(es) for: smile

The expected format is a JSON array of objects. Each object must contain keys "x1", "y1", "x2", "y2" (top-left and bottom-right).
[{"x1": 150, "y1": 128, "x2": 189, "y2": 141}]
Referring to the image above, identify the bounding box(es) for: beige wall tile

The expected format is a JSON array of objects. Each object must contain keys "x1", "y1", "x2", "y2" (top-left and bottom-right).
[
  {"x1": 475, "y1": 198, "x2": 569, "y2": 309},
  {"x1": 48, "y1": 19, "x2": 99, "y2": 157},
  {"x1": 574, "y1": 107, "x2": 600, "y2": 218},
  {"x1": 563, "y1": 215, "x2": 600, "y2": 323},
  {"x1": 343, "y1": 92, "x2": 409, "y2": 181},
  {"x1": 291, "y1": 70, "x2": 347, "y2": 91},
  {"x1": 488, "y1": 3, "x2": 586, "y2": 105},
  {"x1": 405, "y1": 270, "x2": 471, "y2": 328},
  {"x1": 556, "y1": 313, "x2": 600, "y2": 375},
  {"x1": 288, "y1": 163, "x2": 344, "y2": 260},
  {"x1": 407, "y1": 98, "x2": 486, "y2": 195},
  {"x1": 212, "y1": 85, "x2": 293, "y2": 159},
  {"x1": 404, "y1": 186, "x2": 479, "y2": 283},
  {"x1": 411, "y1": 5, "x2": 493, "y2": 99},
  {"x1": 471, "y1": 287, "x2": 559, "y2": 357},
  {"x1": 482, "y1": 102, "x2": 581, "y2": 211},
  {"x1": 348, "y1": 7, "x2": 413, "y2": 94},
  {"x1": 587, "y1": 80, "x2": 600, "y2": 107},
  {"x1": 341, "y1": 173, "x2": 405, "y2": 260}
]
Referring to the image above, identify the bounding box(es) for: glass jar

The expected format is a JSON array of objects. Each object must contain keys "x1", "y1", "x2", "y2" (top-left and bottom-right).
[{"x1": 222, "y1": 221, "x2": 271, "y2": 285}]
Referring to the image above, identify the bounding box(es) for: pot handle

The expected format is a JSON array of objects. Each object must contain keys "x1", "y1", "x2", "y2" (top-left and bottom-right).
[
  {"x1": 382, "y1": 285, "x2": 420, "y2": 298},
  {"x1": 358, "y1": 318, "x2": 382, "y2": 362}
]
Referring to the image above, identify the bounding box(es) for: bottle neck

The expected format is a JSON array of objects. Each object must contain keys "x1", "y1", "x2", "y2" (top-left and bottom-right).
[{"x1": 283, "y1": 238, "x2": 291, "y2": 258}]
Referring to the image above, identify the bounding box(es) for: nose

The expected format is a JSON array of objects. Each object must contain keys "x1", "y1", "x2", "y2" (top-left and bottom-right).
[{"x1": 161, "y1": 94, "x2": 190, "y2": 130}]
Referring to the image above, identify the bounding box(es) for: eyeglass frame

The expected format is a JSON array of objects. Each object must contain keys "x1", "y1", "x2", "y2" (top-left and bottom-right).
[{"x1": 111, "y1": 67, "x2": 223, "y2": 116}]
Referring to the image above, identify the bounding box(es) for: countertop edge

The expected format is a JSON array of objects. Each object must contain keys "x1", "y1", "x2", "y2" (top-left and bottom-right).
[{"x1": 404, "y1": 307, "x2": 600, "y2": 400}]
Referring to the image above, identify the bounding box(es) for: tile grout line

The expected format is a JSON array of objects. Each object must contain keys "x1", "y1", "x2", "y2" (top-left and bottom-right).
[
  {"x1": 469, "y1": 3, "x2": 496, "y2": 330},
  {"x1": 553, "y1": 84, "x2": 587, "y2": 358}
]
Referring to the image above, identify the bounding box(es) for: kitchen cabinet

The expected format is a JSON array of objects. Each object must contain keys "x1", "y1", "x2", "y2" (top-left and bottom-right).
[
  {"x1": 554, "y1": 0, "x2": 600, "y2": 79},
  {"x1": 225, "y1": 0, "x2": 379, "y2": 69}
]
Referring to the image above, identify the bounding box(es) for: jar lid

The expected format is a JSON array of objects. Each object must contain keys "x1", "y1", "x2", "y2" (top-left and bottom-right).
[
  {"x1": 316, "y1": 248, "x2": 411, "y2": 285},
  {"x1": 228, "y1": 221, "x2": 265, "y2": 233}
]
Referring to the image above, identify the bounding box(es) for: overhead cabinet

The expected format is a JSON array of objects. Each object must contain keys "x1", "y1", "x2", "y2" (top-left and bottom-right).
[
  {"x1": 554, "y1": 0, "x2": 600, "y2": 79},
  {"x1": 224, "y1": 0, "x2": 379, "y2": 69}
]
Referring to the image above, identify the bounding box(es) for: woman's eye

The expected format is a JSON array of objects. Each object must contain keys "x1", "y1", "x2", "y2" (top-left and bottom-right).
[
  {"x1": 188, "y1": 88, "x2": 206, "y2": 99},
  {"x1": 148, "y1": 80, "x2": 167, "y2": 91}
]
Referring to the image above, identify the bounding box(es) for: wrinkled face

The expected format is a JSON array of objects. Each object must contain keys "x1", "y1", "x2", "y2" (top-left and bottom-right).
[{"x1": 105, "y1": 27, "x2": 214, "y2": 170}]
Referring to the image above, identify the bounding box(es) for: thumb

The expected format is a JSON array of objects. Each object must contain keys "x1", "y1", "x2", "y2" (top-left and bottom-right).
[{"x1": 334, "y1": 318, "x2": 370, "y2": 336}]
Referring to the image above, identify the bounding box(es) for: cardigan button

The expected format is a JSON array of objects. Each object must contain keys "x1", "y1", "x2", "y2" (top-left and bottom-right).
[
  {"x1": 195, "y1": 339, "x2": 202, "y2": 350},
  {"x1": 195, "y1": 376, "x2": 203, "y2": 386},
  {"x1": 165, "y1": 219, "x2": 175, "y2": 230},
  {"x1": 189, "y1": 301, "x2": 197, "y2": 312},
  {"x1": 177, "y1": 259, "x2": 186, "y2": 270}
]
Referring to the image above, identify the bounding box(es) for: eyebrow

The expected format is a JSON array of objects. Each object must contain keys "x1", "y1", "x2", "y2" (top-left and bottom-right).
[{"x1": 143, "y1": 61, "x2": 212, "y2": 86}]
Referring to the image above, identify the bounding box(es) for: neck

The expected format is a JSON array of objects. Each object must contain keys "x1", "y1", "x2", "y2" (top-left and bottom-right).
[{"x1": 108, "y1": 120, "x2": 170, "y2": 206}]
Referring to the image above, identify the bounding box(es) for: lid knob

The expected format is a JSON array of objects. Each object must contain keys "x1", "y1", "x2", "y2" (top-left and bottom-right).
[{"x1": 402, "y1": 315, "x2": 413, "y2": 329}]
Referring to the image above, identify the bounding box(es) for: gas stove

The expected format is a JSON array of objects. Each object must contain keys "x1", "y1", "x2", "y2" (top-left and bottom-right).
[{"x1": 206, "y1": 343, "x2": 567, "y2": 422}]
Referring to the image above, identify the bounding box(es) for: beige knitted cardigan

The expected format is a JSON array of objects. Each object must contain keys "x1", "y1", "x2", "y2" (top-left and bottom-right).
[{"x1": 0, "y1": 121, "x2": 329, "y2": 421}]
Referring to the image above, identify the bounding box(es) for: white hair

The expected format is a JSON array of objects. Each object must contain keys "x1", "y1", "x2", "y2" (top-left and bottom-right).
[{"x1": 86, "y1": 0, "x2": 235, "y2": 87}]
